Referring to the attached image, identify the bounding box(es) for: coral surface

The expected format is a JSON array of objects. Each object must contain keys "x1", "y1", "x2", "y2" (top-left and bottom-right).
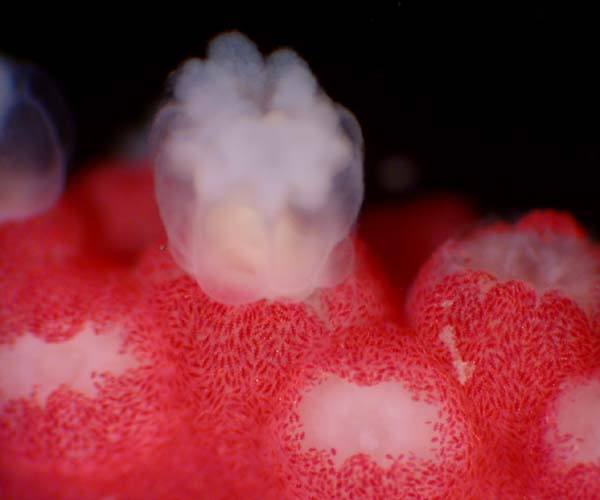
[{"x1": 1, "y1": 162, "x2": 599, "y2": 499}]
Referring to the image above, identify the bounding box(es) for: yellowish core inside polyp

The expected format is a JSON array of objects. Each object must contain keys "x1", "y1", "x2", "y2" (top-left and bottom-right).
[
  {"x1": 205, "y1": 201, "x2": 269, "y2": 276},
  {"x1": 203, "y1": 199, "x2": 325, "y2": 299},
  {"x1": 0, "y1": 323, "x2": 138, "y2": 405},
  {"x1": 297, "y1": 375, "x2": 441, "y2": 468}
]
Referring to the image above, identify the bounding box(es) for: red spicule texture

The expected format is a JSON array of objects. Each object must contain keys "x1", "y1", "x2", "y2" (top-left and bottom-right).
[
  {"x1": 268, "y1": 325, "x2": 478, "y2": 499},
  {"x1": 0, "y1": 161, "x2": 598, "y2": 499},
  {"x1": 407, "y1": 210, "x2": 600, "y2": 498}
]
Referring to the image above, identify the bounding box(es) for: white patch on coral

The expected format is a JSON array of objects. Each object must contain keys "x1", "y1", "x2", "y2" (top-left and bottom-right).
[
  {"x1": 0, "y1": 323, "x2": 138, "y2": 405},
  {"x1": 439, "y1": 325, "x2": 474, "y2": 385},
  {"x1": 297, "y1": 375, "x2": 441, "y2": 468},
  {"x1": 547, "y1": 376, "x2": 600, "y2": 465}
]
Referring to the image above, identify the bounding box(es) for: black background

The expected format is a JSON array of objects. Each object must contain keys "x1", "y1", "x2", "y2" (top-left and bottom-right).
[{"x1": 2, "y1": 3, "x2": 599, "y2": 230}]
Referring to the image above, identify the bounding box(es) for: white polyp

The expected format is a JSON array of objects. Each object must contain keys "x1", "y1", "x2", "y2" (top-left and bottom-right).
[
  {"x1": 296, "y1": 375, "x2": 441, "y2": 468},
  {"x1": 0, "y1": 56, "x2": 68, "y2": 223},
  {"x1": 151, "y1": 32, "x2": 364, "y2": 305},
  {"x1": 445, "y1": 230, "x2": 599, "y2": 313},
  {"x1": 547, "y1": 377, "x2": 600, "y2": 465},
  {"x1": 0, "y1": 323, "x2": 138, "y2": 405}
]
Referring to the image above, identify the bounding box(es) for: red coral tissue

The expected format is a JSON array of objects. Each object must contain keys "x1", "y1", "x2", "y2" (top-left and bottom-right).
[{"x1": 1, "y1": 161, "x2": 599, "y2": 499}]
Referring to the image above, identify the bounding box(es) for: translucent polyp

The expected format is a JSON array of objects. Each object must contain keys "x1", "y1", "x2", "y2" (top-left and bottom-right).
[
  {"x1": 150, "y1": 32, "x2": 364, "y2": 305},
  {"x1": 0, "y1": 56, "x2": 71, "y2": 223}
]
